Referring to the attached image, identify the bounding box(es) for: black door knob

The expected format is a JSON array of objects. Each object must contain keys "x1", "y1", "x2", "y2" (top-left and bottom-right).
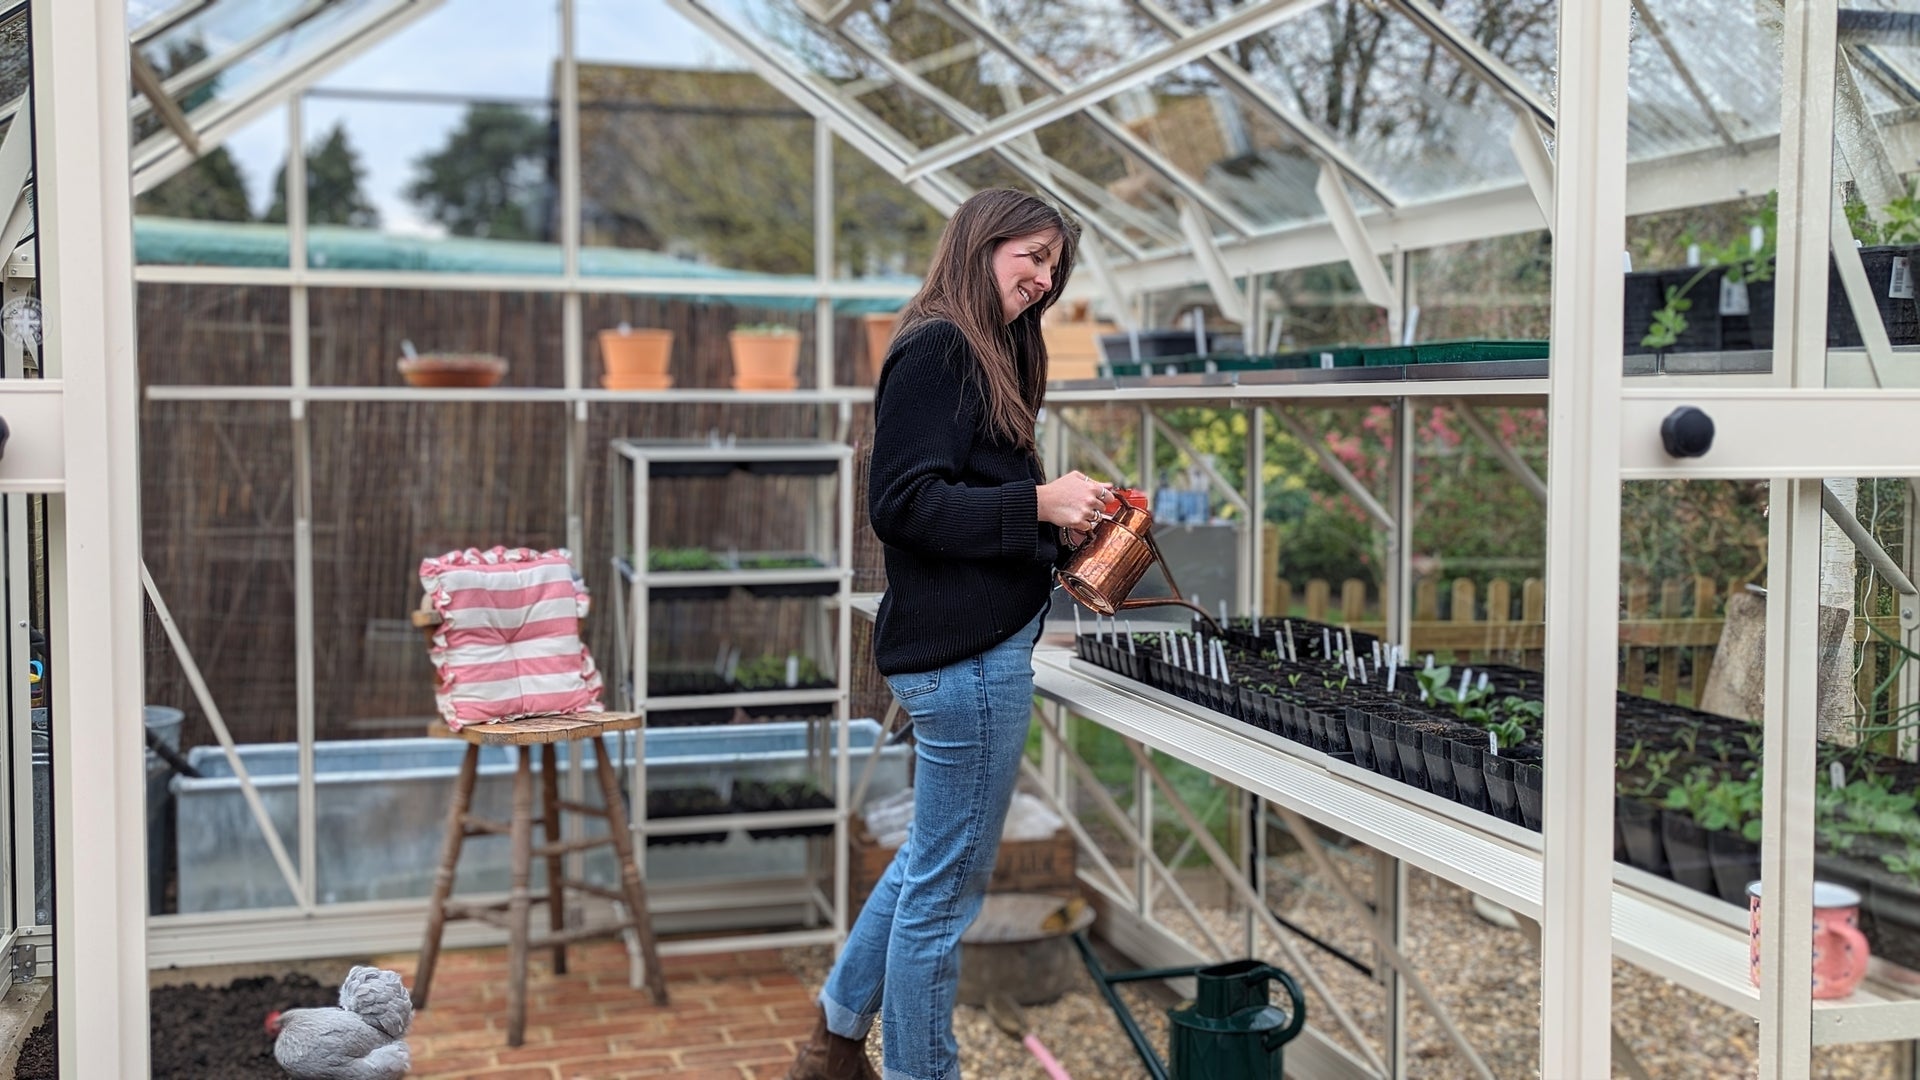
[
  {"x1": 0, "y1": 412, "x2": 10, "y2": 462},
  {"x1": 1660, "y1": 406, "x2": 1713, "y2": 458}
]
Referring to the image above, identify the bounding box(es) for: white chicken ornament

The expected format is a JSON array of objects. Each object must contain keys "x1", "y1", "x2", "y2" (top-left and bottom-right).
[{"x1": 265, "y1": 966, "x2": 413, "y2": 1079}]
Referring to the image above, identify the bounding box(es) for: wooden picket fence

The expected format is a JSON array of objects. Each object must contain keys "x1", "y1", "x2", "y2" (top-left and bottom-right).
[{"x1": 1270, "y1": 576, "x2": 1901, "y2": 710}]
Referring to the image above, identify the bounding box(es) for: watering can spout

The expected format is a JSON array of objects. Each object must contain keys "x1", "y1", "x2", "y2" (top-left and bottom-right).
[{"x1": 1057, "y1": 490, "x2": 1222, "y2": 634}]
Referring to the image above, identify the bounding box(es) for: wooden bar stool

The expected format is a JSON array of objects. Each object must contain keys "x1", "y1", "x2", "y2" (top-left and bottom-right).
[{"x1": 410, "y1": 710, "x2": 669, "y2": 1045}]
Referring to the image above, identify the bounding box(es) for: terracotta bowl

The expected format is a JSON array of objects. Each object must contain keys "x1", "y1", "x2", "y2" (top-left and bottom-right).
[{"x1": 398, "y1": 353, "x2": 508, "y2": 388}]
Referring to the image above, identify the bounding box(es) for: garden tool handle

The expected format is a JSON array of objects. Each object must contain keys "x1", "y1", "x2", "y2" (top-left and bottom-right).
[{"x1": 1247, "y1": 965, "x2": 1308, "y2": 1052}]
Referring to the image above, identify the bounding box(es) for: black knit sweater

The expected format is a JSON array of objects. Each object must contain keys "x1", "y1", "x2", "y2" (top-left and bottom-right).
[{"x1": 868, "y1": 319, "x2": 1061, "y2": 675}]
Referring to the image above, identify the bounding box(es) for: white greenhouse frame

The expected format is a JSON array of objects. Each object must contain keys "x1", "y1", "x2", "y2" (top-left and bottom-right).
[{"x1": 7, "y1": 0, "x2": 1920, "y2": 1076}]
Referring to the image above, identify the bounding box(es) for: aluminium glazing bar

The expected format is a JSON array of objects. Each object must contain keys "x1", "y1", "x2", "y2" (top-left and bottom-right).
[
  {"x1": 1126, "y1": 0, "x2": 1396, "y2": 208},
  {"x1": 130, "y1": 263, "x2": 922, "y2": 298},
  {"x1": 1269, "y1": 407, "x2": 1393, "y2": 530},
  {"x1": 1508, "y1": 116, "x2": 1554, "y2": 230},
  {"x1": 1452, "y1": 400, "x2": 1547, "y2": 505},
  {"x1": 1380, "y1": 0, "x2": 1554, "y2": 130},
  {"x1": 1627, "y1": 0, "x2": 1739, "y2": 149},
  {"x1": 132, "y1": 0, "x2": 444, "y2": 193},
  {"x1": 900, "y1": 0, "x2": 1329, "y2": 181},
  {"x1": 928, "y1": 0, "x2": 1261, "y2": 238},
  {"x1": 1759, "y1": 2, "x2": 1841, "y2": 1070},
  {"x1": 1313, "y1": 164, "x2": 1396, "y2": 310},
  {"x1": 1539, "y1": 0, "x2": 1629, "y2": 1074},
  {"x1": 1175, "y1": 201, "x2": 1248, "y2": 323},
  {"x1": 128, "y1": 47, "x2": 201, "y2": 154},
  {"x1": 39, "y1": 0, "x2": 151, "y2": 1072},
  {"x1": 820, "y1": 27, "x2": 1165, "y2": 253},
  {"x1": 128, "y1": 0, "x2": 331, "y2": 127},
  {"x1": 1819, "y1": 482, "x2": 1917, "y2": 600},
  {"x1": 665, "y1": 0, "x2": 973, "y2": 213},
  {"x1": 128, "y1": 0, "x2": 215, "y2": 44}
]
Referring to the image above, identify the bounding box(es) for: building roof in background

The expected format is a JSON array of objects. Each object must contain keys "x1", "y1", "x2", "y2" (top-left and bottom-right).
[{"x1": 132, "y1": 215, "x2": 913, "y2": 312}]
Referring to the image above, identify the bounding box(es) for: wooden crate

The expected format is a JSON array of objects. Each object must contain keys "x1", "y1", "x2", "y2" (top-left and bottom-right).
[{"x1": 848, "y1": 814, "x2": 1077, "y2": 913}]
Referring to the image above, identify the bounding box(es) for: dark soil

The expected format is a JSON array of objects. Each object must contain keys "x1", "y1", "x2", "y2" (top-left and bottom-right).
[
  {"x1": 15, "y1": 1012, "x2": 52, "y2": 1078},
  {"x1": 11, "y1": 973, "x2": 342, "y2": 1079}
]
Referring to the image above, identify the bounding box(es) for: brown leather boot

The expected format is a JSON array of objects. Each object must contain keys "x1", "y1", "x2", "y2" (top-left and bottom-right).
[{"x1": 784, "y1": 1009, "x2": 880, "y2": 1080}]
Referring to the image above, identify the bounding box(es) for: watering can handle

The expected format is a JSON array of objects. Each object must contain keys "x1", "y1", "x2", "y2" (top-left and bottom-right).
[{"x1": 1245, "y1": 965, "x2": 1307, "y2": 1052}]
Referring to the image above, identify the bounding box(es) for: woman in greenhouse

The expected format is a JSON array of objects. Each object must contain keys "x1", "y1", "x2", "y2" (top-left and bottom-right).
[{"x1": 788, "y1": 188, "x2": 1109, "y2": 1080}]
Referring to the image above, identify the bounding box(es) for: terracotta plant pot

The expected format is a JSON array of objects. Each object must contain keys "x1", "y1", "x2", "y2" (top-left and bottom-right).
[
  {"x1": 598, "y1": 327, "x2": 673, "y2": 380},
  {"x1": 601, "y1": 373, "x2": 673, "y2": 390},
  {"x1": 397, "y1": 353, "x2": 507, "y2": 388},
  {"x1": 861, "y1": 313, "x2": 899, "y2": 383},
  {"x1": 729, "y1": 328, "x2": 801, "y2": 386}
]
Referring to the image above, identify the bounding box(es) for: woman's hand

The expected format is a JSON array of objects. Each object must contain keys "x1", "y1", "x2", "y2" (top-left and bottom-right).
[{"x1": 1038, "y1": 470, "x2": 1112, "y2": 531}]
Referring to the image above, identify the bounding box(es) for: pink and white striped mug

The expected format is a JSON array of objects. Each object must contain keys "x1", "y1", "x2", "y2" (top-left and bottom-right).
[{"x1": 1747, "y1": 880, "x2": 1872, "y2": 999}]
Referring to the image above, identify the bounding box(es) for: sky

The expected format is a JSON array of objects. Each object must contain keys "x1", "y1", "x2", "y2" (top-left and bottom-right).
[{"x1": 197, "y1": 0, "x2": 749, "y2": 234}]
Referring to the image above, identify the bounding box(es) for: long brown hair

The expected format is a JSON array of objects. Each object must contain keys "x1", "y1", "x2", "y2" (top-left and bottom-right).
[{"x1": 895, "y1": 189, "x2": 1078, "y2": 452}]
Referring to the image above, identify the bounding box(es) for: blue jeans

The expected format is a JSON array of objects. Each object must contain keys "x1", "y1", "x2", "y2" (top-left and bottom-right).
[{"x1": 820, "y1": 608, "x2": 1044, "y2": 1080}]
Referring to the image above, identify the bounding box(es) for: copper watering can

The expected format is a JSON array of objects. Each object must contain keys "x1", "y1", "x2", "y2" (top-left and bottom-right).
[{"x1": 1058, "y1": 488, "x2": 1222, "y2": 633}]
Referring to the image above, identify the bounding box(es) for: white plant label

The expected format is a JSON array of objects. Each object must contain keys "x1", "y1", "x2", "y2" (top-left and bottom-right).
[
  {"x1": 1893, "y1": 257, "x2": 1915, "y2": 300},
  {"x1": 1718, "y1": 277, "x2": 1750, "y2": 317},
  {"x1": 1319, "y1": 352, "x2": 1334, "y2": 369},
  {"x1": 785, "y1": 655, "x2": 799, "y2": 688},
  {"x1": 1831, "y1": 760, "x2": 1845, "y2": 791}
]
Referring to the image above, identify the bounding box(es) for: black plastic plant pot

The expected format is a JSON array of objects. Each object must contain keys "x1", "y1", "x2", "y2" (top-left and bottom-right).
[
  {"x1": 1660, "y1": 810, "x2": 1717, "y2": 896},
  {"x1": 1450, "y1": 739, "x2": 1489, "y2": 813},
  {"x1": 1421, "y1": 731, "x2": 1457, "y2": 801},
  {"x1": 1835, "y1": 855, "x2": 1920, "y2": 970},
  {"x1": 1616, "y1": 796, "x2": 1668, "y2": 877},
  {"x1": 1272, "y1": 697, "x2": 1301, "y2": 743},
  {"x1": 1343, "y1": 708, "x2": 1375, "y2": 771},
  {"x1": 1706, "y1": 828, "x2": 1760, "y2": 907},
  {"x1": 1367, "y1": 710, "x2": 1401, "y2": 782},
  {"x1": 734, "y1": 779, "x2": 835, "y2": 839},
  {"x1": 1515, "y1": 761, "x2": 1544, "y2": 831},
  {"x1": 1074, "y1": 634, "x2": 1092, "y2": 662},
  {"x1": 645, "y1": 787, "x2": 728, "y2": 846},
  {"x1": 1397, "y1": 725, "x2": 1431, "y2": 792},
  {"x1": 646, "y1": 706, "x2": 735, "y2": 727},
  {"x1": 1483, "y1": 753, "x2": 1520, "y2": 825}
]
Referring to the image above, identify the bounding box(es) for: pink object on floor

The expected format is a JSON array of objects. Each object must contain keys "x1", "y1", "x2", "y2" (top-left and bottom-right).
[
  {"x1": 1024, "y1": 1033, "x2": 1071, "y2": 1080},
  {"x1": 419, "y1": 546, "x2": 604, "y2": 730}
]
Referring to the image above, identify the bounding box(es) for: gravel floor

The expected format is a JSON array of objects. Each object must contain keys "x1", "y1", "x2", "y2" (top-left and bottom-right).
[{"x1": 784, "y1": 840, "x2": 1909, "y2": 1078}]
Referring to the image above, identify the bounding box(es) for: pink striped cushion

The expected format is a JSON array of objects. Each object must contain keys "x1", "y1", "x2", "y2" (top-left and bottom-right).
[{"x1": 419, "y1": 546, "x2": 604, "y2": 731}]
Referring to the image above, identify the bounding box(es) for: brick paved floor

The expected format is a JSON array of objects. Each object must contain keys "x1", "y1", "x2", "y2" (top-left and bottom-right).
[{"x1": 374, "y1": 941, "x2": 814, "y2": 1079}]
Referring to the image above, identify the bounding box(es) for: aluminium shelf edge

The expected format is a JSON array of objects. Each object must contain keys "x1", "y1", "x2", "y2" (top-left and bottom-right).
[{"x1": 1034, "y1": 649, "x2": 1920, "y2": 1045}]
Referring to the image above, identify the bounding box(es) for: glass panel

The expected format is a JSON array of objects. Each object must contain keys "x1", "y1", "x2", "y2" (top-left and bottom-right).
[
  {"x1": 832, "y1": 134, "x2": 942, "y2": 280},
  {"x1": 1231, "y1": 4, "x2": 1527, "y2": 204},
  {"x1": 1268, "y1": 260, "x2": 1385, "y2": 350},
  {"x1": 1827, "y1": 3, "x2": 1920, "y2": 390},
  {"x1": 142, "y1": 403, "x2": 299, "y2": 914},
  {"x1": 287, "y1": 0, "x2": 562, "y2": 272},
  {"x1": 135, "y1": 107, "x2": 291, "y2": 268},
  {"x1": 308, "y1": 286, "x2": 563, "y2": 387},
  {"x1": 1119, "y1": 64, "x2": 1332, "y2": 232},
  {"x1": 131, "y1": 0, "x2": 390, "y2": 150},
  {"x1": 969, "y1": 0, "x2": 1170, "y2": 89},
  {"x1": 577, "y1": 0, "x2": 820, "y2": 276},
  {"x1": 1410, "y1": 236, "x2": 1552, "y2": 341},
  {"x1": 1021, "y1": 114, "x2": 1184, "y2": 251},
  {"x1": 140, "y1": 284, "x2": 292, "y2": 388},
  {"x1": 576, "y1": 64, "x2": 815, "y2": 276},
  {"x1": 300, "y1": 94, "x2": 561, "y2": 273}
]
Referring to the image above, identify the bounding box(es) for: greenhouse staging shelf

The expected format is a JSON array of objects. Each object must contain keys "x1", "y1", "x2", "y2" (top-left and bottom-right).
[
  {"x1": 1031, "y1": 648, "x2": 1920, "y2": 1046},
  {"x1": 609, "y1": 436, "x2": 858, "y2": 959}
]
